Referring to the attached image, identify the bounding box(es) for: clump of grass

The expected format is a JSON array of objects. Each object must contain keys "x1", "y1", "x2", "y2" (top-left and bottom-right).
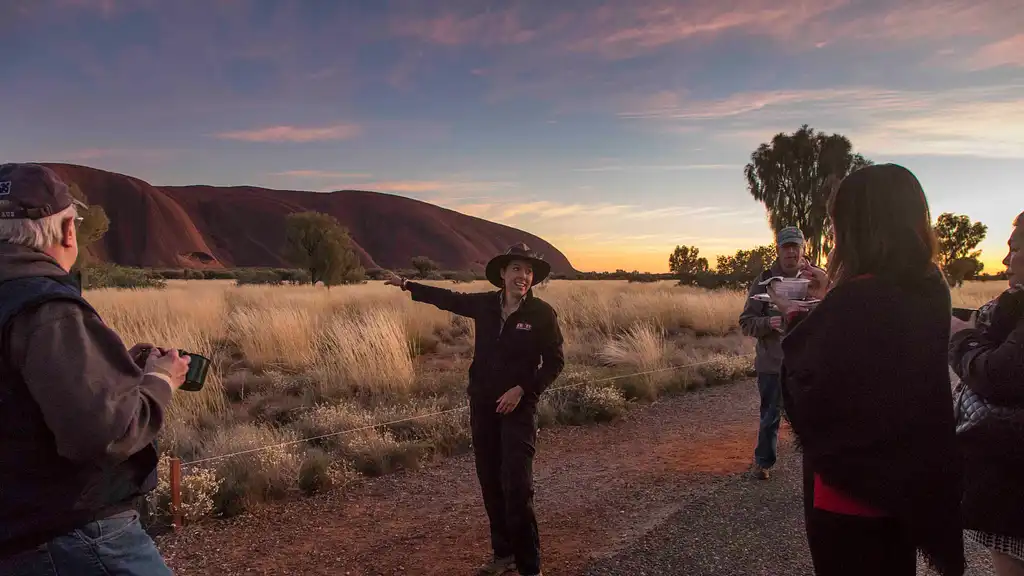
[
  {"x1": 597, "y1": 321, "x2": 669, "y2": 400},
  {"x1": 298, "y1": 449, "x2": 358, "y2": 496},
  {"x1": 540, "y1": 384, "x2": 628, "y2": 426},
  {"x1": 202, "y1": 424, "x2": 301, "y2": 516},
  {"x1": 951, "y1": 281, "x2": 1008, "y2": 309},
  {"x1": 313, "y1": 308, "x2": 415, "y2": 401},
  {"x1": 147, "y1": 455, "x2": 221, "y2": 524},
  {"x1": 227, "y1": 306, "x2": 319, "y2": 369}
]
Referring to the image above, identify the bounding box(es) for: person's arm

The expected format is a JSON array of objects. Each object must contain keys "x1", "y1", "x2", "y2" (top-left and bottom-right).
[
  {"x1": 950, "y1": 319, "x2": 1024, "y2": 405},
  {"x1": 403, "y1": 280, "x2": 482, "y2": 319},
  {"x1": 9, "y1": 302, "x2": 173, "y2": 465},
  {"x1": 738, "y1": 277, "x2": 774, "y2": 338},
  {"x1": 529, "y1": 308, "x2": 565, "y2": 396}
]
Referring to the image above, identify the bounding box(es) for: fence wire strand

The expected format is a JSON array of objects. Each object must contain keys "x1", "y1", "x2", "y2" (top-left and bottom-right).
[{"x1": 181, "y1": 353, "x2": 754, "y2": 469}]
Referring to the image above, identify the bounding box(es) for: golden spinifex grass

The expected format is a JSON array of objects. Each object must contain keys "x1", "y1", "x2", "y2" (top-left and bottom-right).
[{"x1": 83, "y1": 279, "x2": 1005, "y2": 521}]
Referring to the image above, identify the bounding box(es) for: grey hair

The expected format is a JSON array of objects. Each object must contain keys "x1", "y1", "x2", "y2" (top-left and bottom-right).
[
  {"x1": 1015, "y1": 211, "x2": 1023, "y2": 227},
  {"x1": 0, "y1": 205, "x2": 78, "y2": 250}
]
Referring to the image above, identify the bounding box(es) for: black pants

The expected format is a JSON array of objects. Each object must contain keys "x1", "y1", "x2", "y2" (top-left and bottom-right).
[
  {"x1": 470, "y1": 399, "x2": 540, "y2": 574},
  {"x1": 803, "y1": 464, "x2": 917, "y2": 575}
]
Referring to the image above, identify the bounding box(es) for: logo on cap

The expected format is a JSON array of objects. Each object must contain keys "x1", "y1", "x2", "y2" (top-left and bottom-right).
[{"x1": 0, "y1": 181, "x2": 10, "y2": 196}]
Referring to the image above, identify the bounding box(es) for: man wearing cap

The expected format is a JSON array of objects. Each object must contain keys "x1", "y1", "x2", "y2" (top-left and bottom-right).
[
  {"x1": 0, "y1": 163, "x2": 189, "y2": 575},
  {"x1": 386, "y1": 243, "x2": 565, "y2": 576},
  {"x1": 738, "y1": 226, "x2": 818, "y2": 481}
]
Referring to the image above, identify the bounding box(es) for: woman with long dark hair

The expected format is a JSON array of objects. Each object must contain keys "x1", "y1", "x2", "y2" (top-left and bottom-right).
[{"x1": 768, "y1": 163, "x2": 965, "y2": 575}]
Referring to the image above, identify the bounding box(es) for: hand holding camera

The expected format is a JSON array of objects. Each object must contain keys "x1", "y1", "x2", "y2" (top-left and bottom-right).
[
  {"x1": 145, "y1": 349, "x2": 191, "y2": 391},
  {"x1": 131, "y1": 344, "x2": 211, "y2": 392}
]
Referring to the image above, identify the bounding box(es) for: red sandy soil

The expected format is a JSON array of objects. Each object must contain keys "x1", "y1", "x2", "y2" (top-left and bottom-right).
[
  {"x1": 40, "y1": 163, "x2": 576, "y2": 273},
  {"x1": 157, "y1": 380, "x2": 790, "y2": 576}
]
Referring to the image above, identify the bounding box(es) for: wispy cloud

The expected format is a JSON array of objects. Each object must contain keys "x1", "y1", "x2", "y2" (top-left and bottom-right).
[
  {"x1": 619, "y1": 84, "x2": 1024, "y2": 159},
  {"x1": 362, "y1": 179, "x2": 518, "y2": 195},
  {"x1": 391, "y1": 7, "x2": 538, "y2": 47},
  {"x1": 965, "y1": 34, "x2": 1024, "y2": 70},
  {"x1": 214, "y1": 123, "x2": 362, "y2": 143},
  {"x1": 566, "y1": 0, "x2": 847, "y2": 59},
  {"x1": 270, "y1": 170, "x2": 372, "y2": 179},
  {"x1": 572, "y1": 163, "x2": 740, "y2": 172},
  {"x1": 439, "y1": 196, "x2": 759, "y2": 226}
]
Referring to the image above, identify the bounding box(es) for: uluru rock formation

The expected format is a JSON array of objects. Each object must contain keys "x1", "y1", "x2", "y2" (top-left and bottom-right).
[{"x1": 40, "y1": 164, "x2": 576, "y2": 274}]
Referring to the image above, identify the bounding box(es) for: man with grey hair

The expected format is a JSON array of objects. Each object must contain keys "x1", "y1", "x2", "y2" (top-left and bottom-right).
[
  {"x1": 738, "y1": 226, "x2": 819, "y2": 480},
  {"x1": 0, "y1": 163, "x2": 189, "y2": 575}
]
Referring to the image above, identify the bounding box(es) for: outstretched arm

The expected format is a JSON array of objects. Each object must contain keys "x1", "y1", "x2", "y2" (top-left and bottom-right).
[{"x1": 401, "y1": 280, "x2": 483, "y2": 319}]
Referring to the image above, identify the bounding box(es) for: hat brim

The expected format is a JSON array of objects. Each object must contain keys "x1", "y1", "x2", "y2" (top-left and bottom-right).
[{"x1": 485, "y1": 254, "x2": 551, "y2": 288}]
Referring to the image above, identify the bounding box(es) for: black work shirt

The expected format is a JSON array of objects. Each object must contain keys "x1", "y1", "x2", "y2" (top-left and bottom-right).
[{"x1": 404, "y1": 282, "x2": 565, "y2": 404}]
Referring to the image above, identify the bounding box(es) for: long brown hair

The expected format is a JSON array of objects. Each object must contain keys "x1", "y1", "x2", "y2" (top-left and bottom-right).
[{"x1": 826, "y1": 163, "x2": 938, "y2": 285}]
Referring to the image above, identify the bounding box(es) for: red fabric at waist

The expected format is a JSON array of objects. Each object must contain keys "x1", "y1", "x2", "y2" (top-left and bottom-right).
[{"x1": 813, "y1": 473, "x2": 888, "y2": 517}]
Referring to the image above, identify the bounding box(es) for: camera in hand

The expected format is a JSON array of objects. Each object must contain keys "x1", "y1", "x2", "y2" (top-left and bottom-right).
[
  {"x1": 136, "y1": 347, "x2": 211, "y2": 392},
  {"x1": 951, "y1": 307, "x2": 977, "y2": 321}
]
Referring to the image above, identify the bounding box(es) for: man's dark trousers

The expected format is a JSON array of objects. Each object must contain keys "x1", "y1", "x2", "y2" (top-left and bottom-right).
[
  {"x1": 470, "y1": 397, "x2": 540, "y2": 574},
  {"x1": 754, "y1": 372, "x2": 783, "y2": 469}
]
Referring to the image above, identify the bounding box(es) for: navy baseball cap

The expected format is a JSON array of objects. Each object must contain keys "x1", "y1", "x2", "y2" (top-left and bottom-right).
[{"x1": 0, "y1": 163, "x2": 86, "y2": 220}]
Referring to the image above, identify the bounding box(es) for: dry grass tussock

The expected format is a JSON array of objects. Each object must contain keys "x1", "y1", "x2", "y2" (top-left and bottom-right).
[
  {"x1": 86, "y1": 279, "x2": 765, "y2": 523},
  {"x1": 950, "y1": 280, "x2": 1009, "y2": 309}
]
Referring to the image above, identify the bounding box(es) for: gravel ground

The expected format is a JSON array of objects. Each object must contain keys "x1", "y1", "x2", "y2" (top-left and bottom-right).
[
  {"x1": 585, "y1": 443, "x2": 996, "y2": 576},
  {"x1": 157, "y1": 379, "x2": 995, "y2": 575}
]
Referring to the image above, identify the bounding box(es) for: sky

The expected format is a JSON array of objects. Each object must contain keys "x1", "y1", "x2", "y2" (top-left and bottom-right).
[{"x1": 2, "y1": 0, "x2": 1022, "y2": 273}]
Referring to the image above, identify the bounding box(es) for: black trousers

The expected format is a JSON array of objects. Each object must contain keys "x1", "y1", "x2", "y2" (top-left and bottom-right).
[
  {"x1": 470, "y1": 398, "x2": 540, "y2": 574},
  {"x1": 803, "y1": 464, "x2": 917, "y2": 576}
]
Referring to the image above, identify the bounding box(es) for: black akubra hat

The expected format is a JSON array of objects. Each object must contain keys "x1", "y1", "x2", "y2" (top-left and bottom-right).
[{"x1": 485, "y1": 242, "x2": 551, "y2": 288}]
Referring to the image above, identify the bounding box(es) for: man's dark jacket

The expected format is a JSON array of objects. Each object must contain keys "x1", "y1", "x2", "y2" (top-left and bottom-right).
[
  {"x1": 404, "y1": 282, "x2": 564, "y2": 404},
  {"x1": 0, "y1": 243, "x2": 170, "y2": 557}
]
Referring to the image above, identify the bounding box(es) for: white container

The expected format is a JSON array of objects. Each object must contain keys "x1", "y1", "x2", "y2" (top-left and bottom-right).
[{"x1": 773, "y1": 277, "x2": 810, "y2": 300}]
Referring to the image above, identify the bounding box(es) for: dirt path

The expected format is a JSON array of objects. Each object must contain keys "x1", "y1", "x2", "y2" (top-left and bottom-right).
[{"x1": 157, "y1": 380, "x2": 777, "y2": 575}]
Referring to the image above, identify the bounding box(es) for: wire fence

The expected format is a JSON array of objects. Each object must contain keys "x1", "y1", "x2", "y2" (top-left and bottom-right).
[{"x1": 180, "y1": 353, "x2": 755, "y2": 469}]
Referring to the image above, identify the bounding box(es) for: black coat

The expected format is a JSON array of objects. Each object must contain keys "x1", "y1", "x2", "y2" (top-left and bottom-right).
[
  {"x1": 781, "y1": 268, "x2": 965, "y2": 576},
  {"x1": 949, "y1": 285, "x2": 1024, "y2": 537},
  {"x1": 404, "y1": 282, "x2": 565, "y2": 404}
]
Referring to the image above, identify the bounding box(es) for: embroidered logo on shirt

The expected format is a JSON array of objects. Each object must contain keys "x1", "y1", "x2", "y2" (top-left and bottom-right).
[{"x1": 516, "y1": 322, "x2": 532, "y2": 331}]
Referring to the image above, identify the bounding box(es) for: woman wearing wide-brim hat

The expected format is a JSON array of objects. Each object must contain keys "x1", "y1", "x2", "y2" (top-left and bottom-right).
[{"x1": 386, "y1": 243, "x2": 565, "y2": 576}]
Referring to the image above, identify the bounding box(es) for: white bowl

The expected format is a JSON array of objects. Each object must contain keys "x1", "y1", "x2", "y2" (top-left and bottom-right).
[{"x1": 773, "y1": 277, "x2": 810, "y2": 300}]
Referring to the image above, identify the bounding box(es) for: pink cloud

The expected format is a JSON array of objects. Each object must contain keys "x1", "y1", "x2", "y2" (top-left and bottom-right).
[
  {"x1": 270, "y1": 170, "x2": 372, "y2": 179},
  {"x1": 966, "y1": 34, "x2": 1024, "y2": 69},
  {"x1": 214, "y1": 123, "x2": 362, "y2": 143},
  {"x1": 567, "y1": 0, "x2": 846, "y2": 59},
  {"x1": 391, "y1": 7, "x2": 537, "y2": 47},
  {"x1": 359, "y1": 179, "x2": 518, "y2": 195},
  {"x1": 58, "y1": 0, "x2": 116, "y2": 16}
]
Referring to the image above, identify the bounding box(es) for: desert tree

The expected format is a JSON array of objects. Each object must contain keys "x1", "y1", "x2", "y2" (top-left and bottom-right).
[
  {"x1": 711, "y1": 245, "x2": 778, "y2": 289},
  {"x1": 745, "y1": 124, "x2": 872, "y2": 264},
  {"x1": 411, "y1": 256, "x2": 441, "y2": 278},
  {"x1": 934, "y1": 213, "x2": 988, "y2": 287},
  {"x1": 934, "y1": 212, "x2": 987, "y2": 267},
  {"x1": 668, "y1": 245, "x2": 710, "y2": 285},
  {"x1": 284, "y1": 211, "x2": 364, "y2": 287}
]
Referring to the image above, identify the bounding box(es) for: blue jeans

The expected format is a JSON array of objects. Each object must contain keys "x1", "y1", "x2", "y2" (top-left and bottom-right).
[
  {"x1": 754, "y1": 372, "x2": 783, "y2": 469},
  {"x1": 0, "y1": 510, "x2": 172, "y2": 576}
]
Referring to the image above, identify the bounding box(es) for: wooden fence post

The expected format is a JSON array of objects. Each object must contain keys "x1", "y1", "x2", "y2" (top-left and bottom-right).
[{"x1": 170, "y1": 457, "x2": 183, "y2": 531}]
